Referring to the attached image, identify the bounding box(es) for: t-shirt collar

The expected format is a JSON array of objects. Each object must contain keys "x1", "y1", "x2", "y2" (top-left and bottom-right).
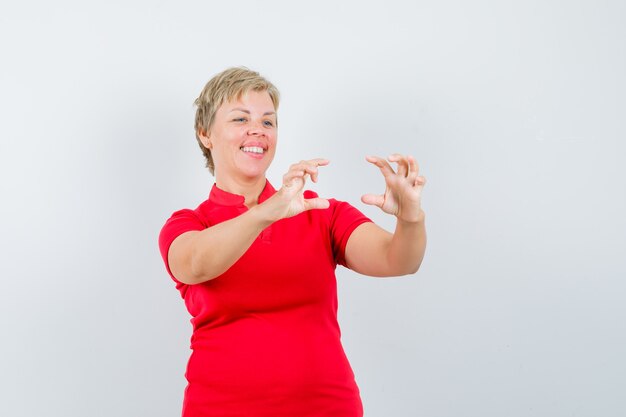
[{"x1": 209, "y1": 180, "x2": 276, "y2": 207}]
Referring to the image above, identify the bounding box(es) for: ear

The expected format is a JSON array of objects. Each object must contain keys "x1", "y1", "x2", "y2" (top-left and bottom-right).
[{"x1": 198, "y1": 129, "x2": 212, "y2": 149}]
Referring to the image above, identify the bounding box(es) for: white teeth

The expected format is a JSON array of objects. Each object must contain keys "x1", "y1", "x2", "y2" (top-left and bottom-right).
[{"x1": 240, "y1": 146, "x2": 265, "y2": 154}]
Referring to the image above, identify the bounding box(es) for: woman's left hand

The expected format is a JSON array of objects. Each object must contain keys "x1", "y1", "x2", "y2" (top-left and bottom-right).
[{"x1": 361, "y1": 154, "x2": 426, "y2": 223}]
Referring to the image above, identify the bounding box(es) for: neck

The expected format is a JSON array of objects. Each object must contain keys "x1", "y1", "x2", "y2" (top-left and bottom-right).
[{"x1": 215, "y1": 175, "x2": 267, "y2": 208}]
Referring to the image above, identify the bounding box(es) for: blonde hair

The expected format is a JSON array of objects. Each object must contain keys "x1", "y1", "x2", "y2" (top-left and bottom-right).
[{"x1": 194, "y1": 67, "x2": 280, "y2": 174}]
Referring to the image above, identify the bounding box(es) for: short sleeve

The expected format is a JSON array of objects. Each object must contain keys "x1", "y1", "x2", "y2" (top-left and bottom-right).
[
  {"x1": 158, "y1": 209, "x2": 207, "y2": 280},
  {"x1": 328, "y1": 199, "x2": 372, "y2": 267}
]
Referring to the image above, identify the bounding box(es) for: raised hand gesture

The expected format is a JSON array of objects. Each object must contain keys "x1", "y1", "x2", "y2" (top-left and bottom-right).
[
  {"x1": 266, "y1": 158, "x2": 330, "y2": 220},
  {"x1": 361, "y1": 154, "x2": 426, "y2": 223}
]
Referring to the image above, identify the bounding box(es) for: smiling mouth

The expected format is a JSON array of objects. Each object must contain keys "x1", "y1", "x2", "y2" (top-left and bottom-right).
[{"x1": 240, "y1": 146, "x2": 265, "y2": 155}]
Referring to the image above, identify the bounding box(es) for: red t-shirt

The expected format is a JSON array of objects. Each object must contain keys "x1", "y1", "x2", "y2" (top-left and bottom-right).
[{"x1": 159, "y1": 180, "x2": 371, "y2": 417}]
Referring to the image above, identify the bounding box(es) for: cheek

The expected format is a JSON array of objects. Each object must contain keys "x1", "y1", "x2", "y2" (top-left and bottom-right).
[{"x1": 221, "y1": 129, "x2": 245, "y2": 144}]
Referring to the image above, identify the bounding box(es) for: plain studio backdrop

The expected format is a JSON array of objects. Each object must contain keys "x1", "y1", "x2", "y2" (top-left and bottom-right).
[{"x1": 1, "y1": 1, "x2": 624, "y2": 416}]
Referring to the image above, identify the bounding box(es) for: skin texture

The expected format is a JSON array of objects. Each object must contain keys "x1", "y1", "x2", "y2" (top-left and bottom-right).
[
  {"x1": 197, "y1": 90, "x2": 278, "y2": 206},
  {"x1": 168, "y1": 91, "x2": 426, "y2": 285},
  {"x1": 345, "y1": 154, "x2": 427, "y2": 276}
]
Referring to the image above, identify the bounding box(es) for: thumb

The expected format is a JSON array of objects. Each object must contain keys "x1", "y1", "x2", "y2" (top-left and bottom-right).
[
  {"x1": 361, "y1": 193, "x2": 384, "y2": 208},
  {"x1": 303, "y1": 197, "x2": 330, "y2": 211}
]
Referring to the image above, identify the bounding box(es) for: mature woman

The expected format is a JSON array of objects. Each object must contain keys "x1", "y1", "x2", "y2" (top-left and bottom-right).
[{"x1": 158, "y1": 67, "x2": 427, "y2": 417}]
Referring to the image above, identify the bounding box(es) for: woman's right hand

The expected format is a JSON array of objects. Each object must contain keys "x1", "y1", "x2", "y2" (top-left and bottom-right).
[{"x1": 261, "y1": 158, "x2": 330, "y2": 221}]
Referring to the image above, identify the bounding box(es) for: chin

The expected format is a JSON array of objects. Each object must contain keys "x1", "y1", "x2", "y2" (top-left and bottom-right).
[
  {"x1": 239, "y1": 165, "x2": 269, "y2": 180},
  {"x1": 243, "y1": 159, "x2": 273, "y2": 177}
]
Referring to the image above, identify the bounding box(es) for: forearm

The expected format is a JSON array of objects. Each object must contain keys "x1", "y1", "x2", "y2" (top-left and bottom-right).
[
  {"x1": 194, "y1": 204, "x2": 278, "y2": 281},
  {"x1": 175, "y1": 205, "x2": 274, "y2": 284},
  {"x1": 385, "y1": 210, "x2": 427, "y2": 275},
  {"x1": 345, "y1": 211, "x2": 427, "y2": 277}
]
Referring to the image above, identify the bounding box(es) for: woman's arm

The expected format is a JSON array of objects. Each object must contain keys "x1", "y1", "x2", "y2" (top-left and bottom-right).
[
  {"x1": 168, "y1": 159, "x2": 329, "y2": 285},
  {"x1": 344, "y1": 154, "x2": 427, "y2": 277},
  {"x1": 168, "y1": 207, "x2": 274, "y2": 285}
]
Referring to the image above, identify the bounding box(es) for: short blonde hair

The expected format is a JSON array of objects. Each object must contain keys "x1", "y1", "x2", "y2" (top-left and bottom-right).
[{"x1": 194, "y1": 67, "x2": 280, "y2": 174}]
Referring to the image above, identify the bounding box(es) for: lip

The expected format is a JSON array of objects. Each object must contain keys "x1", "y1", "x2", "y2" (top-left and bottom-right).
[
  {"x1": 239, "y1": 142, "x2": 267, "y2": 160},
  {"x1": 240, "y1": 149, "x2": 265, "y2": 160},
  {"x1": 240, "y1": 141, "x2": 268, "y2": 150}
]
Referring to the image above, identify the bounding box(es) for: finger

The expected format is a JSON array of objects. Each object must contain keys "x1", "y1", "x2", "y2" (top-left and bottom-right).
[
  {"x1": 388, "y1": 153, "x2": 409, "y2": 177},
  {"x1": 361, "y1": 193, "x2": 385, "y2": 208},
  {"x1": 303, "y1": 197, "x2": 330, "y2": 210},
  {"x1": 306, "y1": 158, "x2": 329, "y2": 182},
  {"x1": 303, "y1": 165, "x2": 320, "y2": 183},
  {"x1": 414, "y1": 175, "x2": 427, "y2": 191},
  {"x1": 408, "y1": 155, "x2": 419, "y2": 176},
  {"x1": 290, "y1": 158, "x2": 328, "y2": 171},
  {"x1": 365, "y1": 155, "x2": 396, "y2": 178},
  {"x1": 306, "y1": 158, "x2": 330, "y2": 167},
  {"x1": 290, "y1": 159, "x2": 329, "y2": 183},
  {"x1": 284, "y1": 168, "x2": 305, "y2": 180},
  {"x1": 406, "y1": 156, "x2": 421, "y2": 185},
  {"x1": 282, "y1": 170, "x2": 306, "y2": 187}
]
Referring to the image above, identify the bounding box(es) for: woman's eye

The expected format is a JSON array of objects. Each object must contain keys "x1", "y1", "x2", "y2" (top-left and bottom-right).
[
  {"x1": 233, "y1": 117, "x2": 247, "y2": 122},
  {"x1": 263, "y1": 120, "x2": 274, "y2": 127}
]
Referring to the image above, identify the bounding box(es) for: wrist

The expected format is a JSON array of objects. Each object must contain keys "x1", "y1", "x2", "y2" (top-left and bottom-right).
[
  {"x1": 248, "y1": 204, "x2": 276, "y2": 230},
  {"x1": 397, "y1": 209, "x2": 425, "y2": 226}
]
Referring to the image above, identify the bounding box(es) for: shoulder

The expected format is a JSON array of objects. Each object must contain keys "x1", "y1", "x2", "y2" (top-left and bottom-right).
[
  {"x1": 159, "y1": 199, "x2": 211, "y2": 252},
  {"x1": 300, "y1": 191, "x2": 372, "y2": 267},
  {"x1": 163, "y1": 198, "x2": 211, "y2": 229}
]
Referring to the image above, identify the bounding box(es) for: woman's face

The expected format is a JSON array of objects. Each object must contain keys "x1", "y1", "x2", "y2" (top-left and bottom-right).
[{"x1": 206, "y1": 90, "x2": 277, "y2": 183}]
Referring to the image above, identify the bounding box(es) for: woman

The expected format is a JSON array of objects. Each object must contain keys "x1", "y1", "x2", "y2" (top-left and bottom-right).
[{"x1": 159, "y1": 67, "x2": 427, "y2": 416}]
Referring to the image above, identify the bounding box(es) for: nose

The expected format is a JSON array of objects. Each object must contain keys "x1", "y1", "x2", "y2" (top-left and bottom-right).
[{"x1": 247, "y1": 120, "x2": 265, "y2": 136}]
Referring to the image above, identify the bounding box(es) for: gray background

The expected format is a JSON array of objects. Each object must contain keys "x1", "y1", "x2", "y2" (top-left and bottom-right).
[{"x1": 1, "y1": 1, "x2": 624, "y2": 416}]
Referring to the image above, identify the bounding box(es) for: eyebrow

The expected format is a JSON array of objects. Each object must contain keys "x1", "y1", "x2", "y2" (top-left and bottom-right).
[{"x1": 229, "y1": 108, "x2": 276, "y2": 116}]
